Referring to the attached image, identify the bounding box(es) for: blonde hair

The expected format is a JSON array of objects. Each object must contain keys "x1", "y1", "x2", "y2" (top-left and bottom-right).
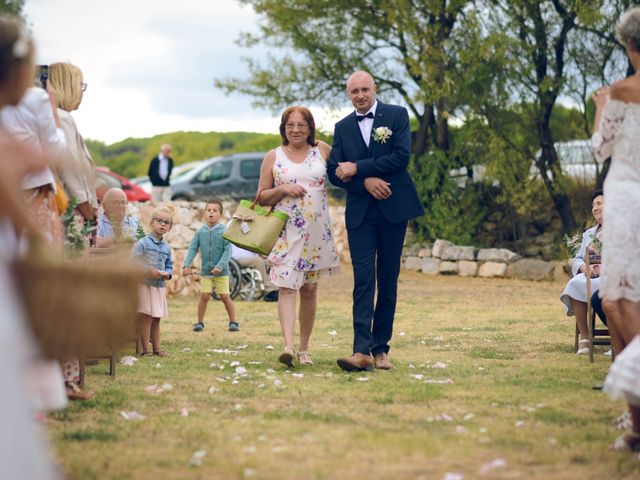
[
  {"x1": 48, "y1": 62, "x2": 83, "y2": 111},
  {"x1": 617, "y1": 7, "x2": 640, "y2": 51},
  {"x1": 151, "y1": 205, "x2": 175, "y2": 224}
]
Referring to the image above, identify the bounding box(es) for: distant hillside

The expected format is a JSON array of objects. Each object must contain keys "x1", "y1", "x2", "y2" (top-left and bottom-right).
[{"x1": 85, "y1": 131, "x2": 284, "y2": 178}]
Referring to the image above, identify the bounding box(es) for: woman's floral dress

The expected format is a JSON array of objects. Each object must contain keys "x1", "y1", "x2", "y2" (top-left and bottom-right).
[{"x1": 268, "y1": 145, "x2": 340, "y2": 290}]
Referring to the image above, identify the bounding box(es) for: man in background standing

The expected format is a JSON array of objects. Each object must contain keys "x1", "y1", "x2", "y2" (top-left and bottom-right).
[{"x1": 148, "y1": 144, "x2": 173, "y2": 202}]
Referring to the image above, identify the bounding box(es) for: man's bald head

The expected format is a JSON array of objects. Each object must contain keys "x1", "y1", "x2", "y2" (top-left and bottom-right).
[
  {"x1": 103, "y1": 188, "x2": 128, "y2": 222},
  {"x1": 346, "y1": 71, "x2": 377, "y2": 114}
]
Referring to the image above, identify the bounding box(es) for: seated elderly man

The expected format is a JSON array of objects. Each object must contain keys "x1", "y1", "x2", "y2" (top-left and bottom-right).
[
  {"x1": 560, "y1": 190, "x2": 603, "y2": 354},
  {"x1": 96, "y1": 188, "x2": 139, "y2": 247}
]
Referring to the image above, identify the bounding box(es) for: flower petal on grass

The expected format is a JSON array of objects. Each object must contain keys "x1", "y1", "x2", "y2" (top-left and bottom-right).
[
  {"x1": 181, "y1": 348, "x2": 192, "y2": 353},
  {"x1": 431, "y1": 362, "x2": 447, "y2": 369},
  {"x1": 208, "y1": 386, "x2": 217, "y2": 395},
  {"x1": 356, "y1": 376, "x2": 369, "y2": 382},
  {"x1": 180, "y1": 407, "x2": 189, "y2": 417},
  {"x1": 443, "y1": 473, "x2": 464, "y2": 480},
  {"x1": 424, "y1": 378, "x2": 453, "y2": 384},
  {"x1": 120, "y1": 411, "x2": 145, "y2": 420},
  {"x1": 188, "y1": 450, "x2": 206, "y2": 467},
  {"x1": 235, "y1": 366, "x2": 248, "y2": 375},
  {"x1": 328, "y1": 330, "x2": 337, "y2": 336},
  {"x1": 515, "y1": 420, "x2": 525, "y2": 428},
  {"x1": 291, "y1": 373, "x2": 304, "y2": 378},
  {"x1": 478, "y1": 458, "x2": 506, "y2": 474},
  {"x1": 411, "y1": 374, "x2": 424, "y2": 380},
  {"x1": 120, "y1": 356, "x2": 138, "y2": 366}
]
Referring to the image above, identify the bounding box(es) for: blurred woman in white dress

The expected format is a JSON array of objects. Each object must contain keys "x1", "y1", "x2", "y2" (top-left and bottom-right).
[{"x1": 591, "y1": 6, "x2": 640, "y2": 453}]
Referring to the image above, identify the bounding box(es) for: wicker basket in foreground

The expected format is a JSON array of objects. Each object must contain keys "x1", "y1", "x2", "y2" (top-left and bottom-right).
[{"x1": 13, "y1": 251, "x2": 144, "y2": 360}]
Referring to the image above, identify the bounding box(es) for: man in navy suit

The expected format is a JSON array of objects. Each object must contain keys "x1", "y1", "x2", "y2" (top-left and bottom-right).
[{"x1": 328, "y1": 71, "x2": 424, "y2": 371}]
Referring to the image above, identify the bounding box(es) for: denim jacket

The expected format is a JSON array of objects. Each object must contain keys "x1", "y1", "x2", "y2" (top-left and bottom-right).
[
  {"x1": 132, "y1": 234, "x2": 173, "y2": 287},
  {"x1": 183, "y1": 223, "x2": 231, "y2": 277}
]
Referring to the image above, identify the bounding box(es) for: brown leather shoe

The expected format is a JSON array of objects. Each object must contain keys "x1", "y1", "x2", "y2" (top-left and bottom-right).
[
  {"x1": 65, "y1": 382, "x2": 95, "y2": 401},
  {"x1": 337, "y1": 353, "x2": 374, "y2": 372},
  {"x1": 374, "y1": 352, "x2": 393, "y2": 370}
]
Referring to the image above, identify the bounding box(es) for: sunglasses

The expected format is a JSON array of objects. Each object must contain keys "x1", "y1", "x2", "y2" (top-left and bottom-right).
[{"x1": 153, "y1": 218, "x2": 172, "y2": 226}]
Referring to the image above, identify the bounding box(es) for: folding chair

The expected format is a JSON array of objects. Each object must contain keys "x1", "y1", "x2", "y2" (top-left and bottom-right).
[{"x1": 582, "y1": 247, "x2": 610, "y2": 363}]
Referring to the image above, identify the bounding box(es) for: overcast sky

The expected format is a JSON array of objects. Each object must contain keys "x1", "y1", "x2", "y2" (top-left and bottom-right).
[{"x1": 24, "y1": 0, "x2": 348, "y2": 144}]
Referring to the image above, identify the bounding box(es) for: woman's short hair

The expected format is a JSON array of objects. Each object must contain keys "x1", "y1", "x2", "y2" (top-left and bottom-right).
[
  {"x1": 617, "y1": 7, "x2": 640, "y2": 52},
  {"x1": 592, "y1": 189, "x2": 604, "y2": 201},
  {"x1": 0, "y1": 16, "x2": 34, "y2": 86},
  {"x1": 279, "y1": 106, "x2": 318, "y2": 147},
  {"x1": 48, "y1": 62, "x2": 83, "y2": 112}
]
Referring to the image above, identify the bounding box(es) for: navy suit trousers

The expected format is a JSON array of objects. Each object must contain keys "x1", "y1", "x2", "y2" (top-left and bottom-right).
[{"x1": 347, "y1": 201, "x2": 407, "y2": 356}]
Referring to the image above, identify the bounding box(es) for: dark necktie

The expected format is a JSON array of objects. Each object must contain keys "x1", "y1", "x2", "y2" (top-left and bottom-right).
[{"x1": 356, "y1": 112, "x2": 374, "y2": 122}]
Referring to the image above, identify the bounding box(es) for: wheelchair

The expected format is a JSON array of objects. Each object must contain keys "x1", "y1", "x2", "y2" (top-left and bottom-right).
[{"x1": 210, "y1": 258, "x2": 267, "y2": 302}]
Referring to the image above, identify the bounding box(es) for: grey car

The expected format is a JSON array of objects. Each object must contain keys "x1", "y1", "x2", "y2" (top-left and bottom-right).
[{"x1": 170, "y1": 152, "x2": 265, "y2": 201}]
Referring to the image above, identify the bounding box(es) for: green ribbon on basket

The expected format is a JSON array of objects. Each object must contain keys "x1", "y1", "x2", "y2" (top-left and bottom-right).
[{"x1": 223, "y1": 199, "x2": 288, "y2": 256}]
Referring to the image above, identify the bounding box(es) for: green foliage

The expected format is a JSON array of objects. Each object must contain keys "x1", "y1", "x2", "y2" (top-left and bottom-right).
[
  {"x1": 0, "y1": 0, "x2": 25, "y2": 15},
  {"x1": 62, "y1": 197, "x2": 95, "y2": 255},
  {"x1": 86, "y1": 131, "x2": 281, "y2": 179},
  {"x1": 412, "y1": 150, "x2": 486, "y2": 245}
]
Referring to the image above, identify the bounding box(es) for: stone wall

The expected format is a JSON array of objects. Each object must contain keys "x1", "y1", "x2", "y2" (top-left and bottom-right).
[
  {"x1": 403, "y1": 239, "x2": 568, "y2": 282},
  {"x1": 128, "y1": 201, "x2": 350, "y2": 296},
  {"x1": 126, "y1": 202, "x2": 566, "y2": 296}
]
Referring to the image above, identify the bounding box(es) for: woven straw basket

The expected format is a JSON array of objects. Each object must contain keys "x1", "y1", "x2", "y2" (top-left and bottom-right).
[{"x1": 13, "y1": 249, "x2": 144, "y2": 360}]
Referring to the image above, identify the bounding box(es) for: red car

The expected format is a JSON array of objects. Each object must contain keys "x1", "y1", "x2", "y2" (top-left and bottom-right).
[{"x1": 95, "y1": 167, "x2": 151, "y2": 203}]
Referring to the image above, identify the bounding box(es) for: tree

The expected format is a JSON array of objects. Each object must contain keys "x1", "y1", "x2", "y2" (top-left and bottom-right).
[
  {"x1": 217, "y1": 0, "x2": 489, "y2": 163},
  {"x1": 0, "y1": 0, "x2": 25, "y2": 15},
  {"x1": 219, "y1": 0, "x2": 632, "y2": 238}
]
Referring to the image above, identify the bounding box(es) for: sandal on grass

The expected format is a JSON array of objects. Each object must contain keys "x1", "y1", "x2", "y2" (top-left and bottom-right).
[
  {"x1": 278, "y1": 347, "x2": 296, "y2": 368},
  {"x1": 576, "y1": 338, "x2": 590, "y2": 355},
  {"x1": 297, "y1": 351, "x2": 314, "y2": 365},
  {"x1": 153, "y1": 351, "x2": 169, "y2": 357},
  {"x1": 614, "y1": 411, "x2": 633, "y2": 431},
  {"x1": 610, "y1": 430, "x2": 640, "y2": 452}
]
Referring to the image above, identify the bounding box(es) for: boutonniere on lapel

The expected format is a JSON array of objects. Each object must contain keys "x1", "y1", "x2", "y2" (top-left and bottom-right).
[{"x1": 372, "y1": 126, "x2": 393, "y2": 144}]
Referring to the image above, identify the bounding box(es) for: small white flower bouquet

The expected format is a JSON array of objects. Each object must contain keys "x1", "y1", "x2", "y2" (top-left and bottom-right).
[{"x1": 372, "y1": 126, "x2": 393, "y2": 144}]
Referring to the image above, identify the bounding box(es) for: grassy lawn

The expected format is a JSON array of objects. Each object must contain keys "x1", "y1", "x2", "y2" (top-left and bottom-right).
[{"x1": 47, "y1": 267, "x2": 640, "y2": 479}]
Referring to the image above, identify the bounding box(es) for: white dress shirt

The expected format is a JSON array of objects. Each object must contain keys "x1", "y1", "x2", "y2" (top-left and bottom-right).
[
  {"x1": 356, "y1": 99, "x2": 378, "y2": 148},
  {"x1": 0, "y1": 87, "x2": 67, "y2": 190},
  {"x1": 158, "y1": 154, "x2": 169, "y2": 181}
]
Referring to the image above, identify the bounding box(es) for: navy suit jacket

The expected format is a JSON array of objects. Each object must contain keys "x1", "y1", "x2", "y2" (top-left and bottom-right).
[
  {"x1": 148, "y1": 155, "x2": 174, "y2": 187},
  {"x1": 327, "y1": 101, "x2": 424, "y2": 229}
]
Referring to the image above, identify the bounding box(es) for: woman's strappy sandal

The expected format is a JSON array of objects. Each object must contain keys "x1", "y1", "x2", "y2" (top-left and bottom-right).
[
  {"x1": 576, "y1": 338, "x2": 590, "y2": 355},
  {"x1": 610, "y1": 430, "x2": 640, "y2": 452},
  {"x1": 613, "y1": 411, "x2": 633, "y2": 431},
  {"x1": 297, "y1": 351, "x2": 314, "y2": 365}
]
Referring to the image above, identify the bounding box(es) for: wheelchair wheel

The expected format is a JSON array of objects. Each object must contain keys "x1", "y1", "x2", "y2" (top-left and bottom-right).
[
  {"x1": 210, "y1": 258, "x2": 241, "y2": 300},
  {"x1": 238, "y1": 268, "x2": 265, "y2": 302}
]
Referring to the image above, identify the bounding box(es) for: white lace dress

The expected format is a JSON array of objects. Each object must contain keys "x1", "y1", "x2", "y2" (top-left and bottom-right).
[
  {"x1": 591, "y1": 98, "x2": 640, "y2": 302},
  {"x1": 592, "y1": 98, "x2": 640, "y2": 405}
]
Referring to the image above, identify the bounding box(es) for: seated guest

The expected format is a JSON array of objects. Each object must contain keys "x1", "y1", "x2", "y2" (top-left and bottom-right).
[
  {"x1": 96, "y1": 188, "x2": 139, "y2": 247},
  {"x1": 231, "y1": 244, "x2": 279, "y2": 302},
  {"x1": 560, "y1": 190, "x2": 604, "y2": 354}
]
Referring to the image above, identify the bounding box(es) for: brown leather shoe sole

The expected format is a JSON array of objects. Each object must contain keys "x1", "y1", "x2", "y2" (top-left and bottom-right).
[
  {"x1": 336, "y1": 359, "x2": 373, "y2": 372},
  {"x1": 278, "y1": 351, "x2": 295, "y2": 368}
]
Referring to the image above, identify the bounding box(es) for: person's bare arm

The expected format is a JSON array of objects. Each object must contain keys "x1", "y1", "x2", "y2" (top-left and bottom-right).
[
  {"x1": 0, "y1": 133, "x2": 48, "y2": 236},
  {"x1": 257, "y1": 150, "x2": 306, "y2": 206}
]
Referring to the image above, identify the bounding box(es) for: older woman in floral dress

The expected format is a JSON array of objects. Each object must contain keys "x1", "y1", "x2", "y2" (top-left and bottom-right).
[{"x1": 257, "y1": 106, "x2": 340, "y2": 367}]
